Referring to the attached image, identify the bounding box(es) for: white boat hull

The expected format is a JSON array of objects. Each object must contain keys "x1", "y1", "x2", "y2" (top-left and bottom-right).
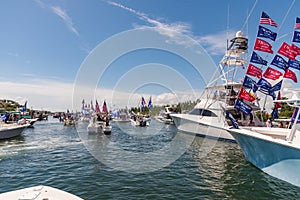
[
  {"x1": 130, "y1": 118, "x2": 150, "y2": 127},
  {"x1": 0, "y1": 124, "x2": 29, "y2": 140},
  {"x1": 171, "y1": 114, "x2": 235, "y2": 141},
  {"x1": 227, "y1": 127, "x2": 300, "y2": 187},
  {"x1": 0, "y1": 185, "x2": 83, "y2": 200}
]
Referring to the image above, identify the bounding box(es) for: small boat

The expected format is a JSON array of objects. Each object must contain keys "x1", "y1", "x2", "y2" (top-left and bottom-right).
[
  {"x1": 0, "y1": 185, "x2": 83, "y2": 200},
  {"x1": 226, "y1": 97, "x2": 300, "y2": 187},
  {"x1": 87, "y1": 116, "x2": 103, "y2": 133},
  {"x1": 130, "y1": 115, "x2": 151, "y2": 127},
  {"x1": 0, "y1": 123, "x2": 29, "y2": 140},
  {"x1": 103, "y1": 125, "x2": 112, "y2": 135},
  {"x1": 112, "y1": 113, "x2": 130, "y2": 123},
  {"x1": 87, "y1": 116, "x2": 112, "y2": 134},
  {"x1": 156, "y1": 107, "x2": 175, "y2": 124}
]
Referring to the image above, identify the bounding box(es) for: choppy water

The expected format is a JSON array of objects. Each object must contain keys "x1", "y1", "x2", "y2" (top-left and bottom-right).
[{"x1": 0, "y1": 118, "x2": 300, "y2": 199}]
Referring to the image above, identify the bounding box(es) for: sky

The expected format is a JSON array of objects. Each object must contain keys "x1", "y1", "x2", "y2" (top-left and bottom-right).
[{"x1": 0, "y1": 0, "x2": 300, "y2": 111}]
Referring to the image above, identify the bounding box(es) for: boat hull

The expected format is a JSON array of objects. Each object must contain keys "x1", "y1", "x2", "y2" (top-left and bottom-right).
[
  {"x1": 0, "y1": 185, "x2": 83, "y2": 200},
  {"x1": 0, "y1": 124, "x2": 29, "y2": 140},
  {"x1": 171, "y1": 114, "x2": 235, "y2": 142},
  {"x1": 228, "y1": 128, "x2": 300, "y2": 186}
]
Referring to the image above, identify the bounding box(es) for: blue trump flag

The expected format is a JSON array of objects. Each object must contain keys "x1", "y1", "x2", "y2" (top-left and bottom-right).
[
  {"x1": 270, "y1": 80, "x2": 283, "y2": 93},
  {"x1": 271, "y1": 109, "x2": 279, "y2": 119},
  {"x1": 288, "y1": 59, "x2": 300, "y2": 71},
  {"x1": 271, "y1": 55, "x2": 288, "y2": 70},
  {"x1": 21, "y1": 101, "x2": 27, "y2": 112},
  {"x1": 257, "y1": 78, "x2": 276, "y2": 99},
  {"x1": 257, "y1": 25, "x2": 277, "y2": 41},
  {"x1": 1, "y1": 114, "x2": 6, "y2": 121},
  {"x1": 293, "y1": 31, "x2": 300, "y2": 43},
  {"x1": 243, "y1": 76, "x2": 258, "y2": 92},
  {"x1": 257, "y1": 78, "x2": 272, "y2": 91},
  {"x1": 225, "y1": 110, "x2": 239, "y2": 129},
  {"x1": 250, "y1": 51, "x2": 268, "y2": 66},
  {"x1": 234, "y1": 99, "x2": 252, "y2": 115}
]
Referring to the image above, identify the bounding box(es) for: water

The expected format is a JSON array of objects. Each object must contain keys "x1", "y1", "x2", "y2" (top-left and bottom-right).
[{"x1": 0, "y1": 118, "x2": 300, "y2": 199}]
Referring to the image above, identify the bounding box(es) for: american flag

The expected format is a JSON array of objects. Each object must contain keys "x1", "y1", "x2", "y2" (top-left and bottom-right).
[
  {"x1": 260, "y1": 12, "x2": 278, "y2": 27},
  {"x1": 295, "y1": 17, "x2": 300, "y2": 29}
]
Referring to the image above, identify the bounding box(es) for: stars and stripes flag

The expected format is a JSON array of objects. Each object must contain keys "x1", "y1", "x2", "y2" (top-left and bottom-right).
[{"x1": 260, "y1": 11, "x2": 278, "y2": 27}]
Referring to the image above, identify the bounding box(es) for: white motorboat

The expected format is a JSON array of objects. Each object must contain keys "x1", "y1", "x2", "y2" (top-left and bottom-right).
[
  {"x1": 156, "y1": 107, "x2": 175, "y2": 124},
  {"x1": 171, "y1": 31, "x2": 263, "y2": 141},
  {"x1": 227, "y1": 97, "x2": 300, "y2": 187},
  {"x1": 87, "y1": 116, "x2": 112, "y2": 134},
  {"x1": 112, "y1": 112, "x2": 130, "y2": 123},
  {"x1": 0, "y1": 185, "x2": 83, "y2": 200},
  {"x1": 87, "y1": 118, "x2": 104, "y2": 133},
  {"x1": 130, "y1": 115, "x2": 151, "y2": 127},
  {"x1": 0, "y1": 123, "x2": 29, "y2": 140}
]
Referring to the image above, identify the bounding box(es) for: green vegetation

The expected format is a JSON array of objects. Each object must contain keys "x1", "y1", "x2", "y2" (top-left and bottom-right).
[
  {"x1": 255, "y1": 97, "x2": 295, "y2": 121},
  {"x1": 130, "y1": 100, "x2": 199, "y2": 115},
  {"x1": 0, "y1": 99, "x2": 21, "y2": 111}
]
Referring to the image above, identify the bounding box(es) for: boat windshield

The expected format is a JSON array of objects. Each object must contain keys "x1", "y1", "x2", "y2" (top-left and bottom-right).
[{"x1": 189, "y1": 109, "x2": 217, "y2": 117}]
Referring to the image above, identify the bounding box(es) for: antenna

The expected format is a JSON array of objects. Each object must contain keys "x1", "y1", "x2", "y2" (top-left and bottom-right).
[{"x1": 226, "y1": 4, "x2": 230, "y2": 50}]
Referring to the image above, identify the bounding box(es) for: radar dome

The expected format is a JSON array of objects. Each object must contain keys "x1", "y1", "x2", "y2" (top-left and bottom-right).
[{"x1": 236, "y1": 31, "x2": 243, "y2": 37}]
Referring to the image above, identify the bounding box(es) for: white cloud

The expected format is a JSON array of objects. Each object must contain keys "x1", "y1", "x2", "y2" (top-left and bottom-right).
[
  {"x1": 107, "y1": 1, "x2": 231, "y2": 56},
  {"x1": 50, "y1": 6, "x2": 79, "y2": 36},
  {"x1": 0, "y1": 78, "x2": 202, "y2": 112},
  {"x1": 196, "y1": 30, "x2": 236, "y2": 55}
]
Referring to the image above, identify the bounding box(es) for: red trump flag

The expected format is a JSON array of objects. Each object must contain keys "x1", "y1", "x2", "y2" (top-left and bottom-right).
[
  {"x1": 254, "y1": 38, "x2": 274, "y2": 54},
  {"x1": 263, "y1": 67, "x2": 283, "y2": 80},
  {"x1": 278, "y1": 42, "x2": 297, "y2": 60},
  {"x1": 238, "y1": 88, "x2": 256, "y2": 102},
  {"x1": 246, "y1": 64, "x2": 263, "y2": 79},
  {"x1": 283, "y1": 68, "x2": 298, "y2": 83}
]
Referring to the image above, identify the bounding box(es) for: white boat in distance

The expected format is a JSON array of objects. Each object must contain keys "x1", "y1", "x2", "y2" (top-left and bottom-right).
[
  {"x1": 171, "y1": 31, "x2": 263, "y2": 141},
  {"x1": 156, "y1": 107, "x2": 175, "y2": 124},
  {"x1": 0, "y1": 123, "x2": 29, "y2": 140},
  {"x1": 0, "y1": 185, "x2": 83, "y2": 200},
  {"x1": 130, "y1": 115, "x2": 151, "y2": 127},
  {"x1": 227, "y1": 96, "x2": 300, "y2": 187}
]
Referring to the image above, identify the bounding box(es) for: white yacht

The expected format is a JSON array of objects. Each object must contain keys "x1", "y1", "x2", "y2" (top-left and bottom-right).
[{"x1": 171, "y1": 31, "x2": 263, "y2": 142}]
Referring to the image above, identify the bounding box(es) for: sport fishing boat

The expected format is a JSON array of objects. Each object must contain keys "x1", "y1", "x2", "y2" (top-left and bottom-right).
[
  {"x1": 171, "y1": 30, "x2": 263, "y2": 141},
  {"x1": 223, "y1": 13, "x2": 300, "y2": 186}
]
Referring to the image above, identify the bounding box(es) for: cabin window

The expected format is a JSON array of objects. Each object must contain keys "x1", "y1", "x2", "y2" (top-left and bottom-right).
[{"x1": 189, "y1": 109, "x2": 217, "y2": 117}]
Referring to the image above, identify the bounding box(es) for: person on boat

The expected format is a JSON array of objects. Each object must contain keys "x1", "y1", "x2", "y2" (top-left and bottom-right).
[
  {"x1": 247, "y1": 120, "x2": 255, "y2": 127},
  {"x1": 278, "y1": 121, "x2": 283, "y2": 128},
  {"x1": 285, "y1": 122, "x2": 290, "y2": 129},
  {"x1": 105, "y1": 117, "x2": 110, "y2": 126},
  {"x1": 266, "y1": 119, "x2": 273, "y2": 128}
]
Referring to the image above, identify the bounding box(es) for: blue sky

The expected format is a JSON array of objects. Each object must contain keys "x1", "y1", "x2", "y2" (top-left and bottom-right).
[{"x1": 0, "y1": 0, "x2": 299, "y2": 111}]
